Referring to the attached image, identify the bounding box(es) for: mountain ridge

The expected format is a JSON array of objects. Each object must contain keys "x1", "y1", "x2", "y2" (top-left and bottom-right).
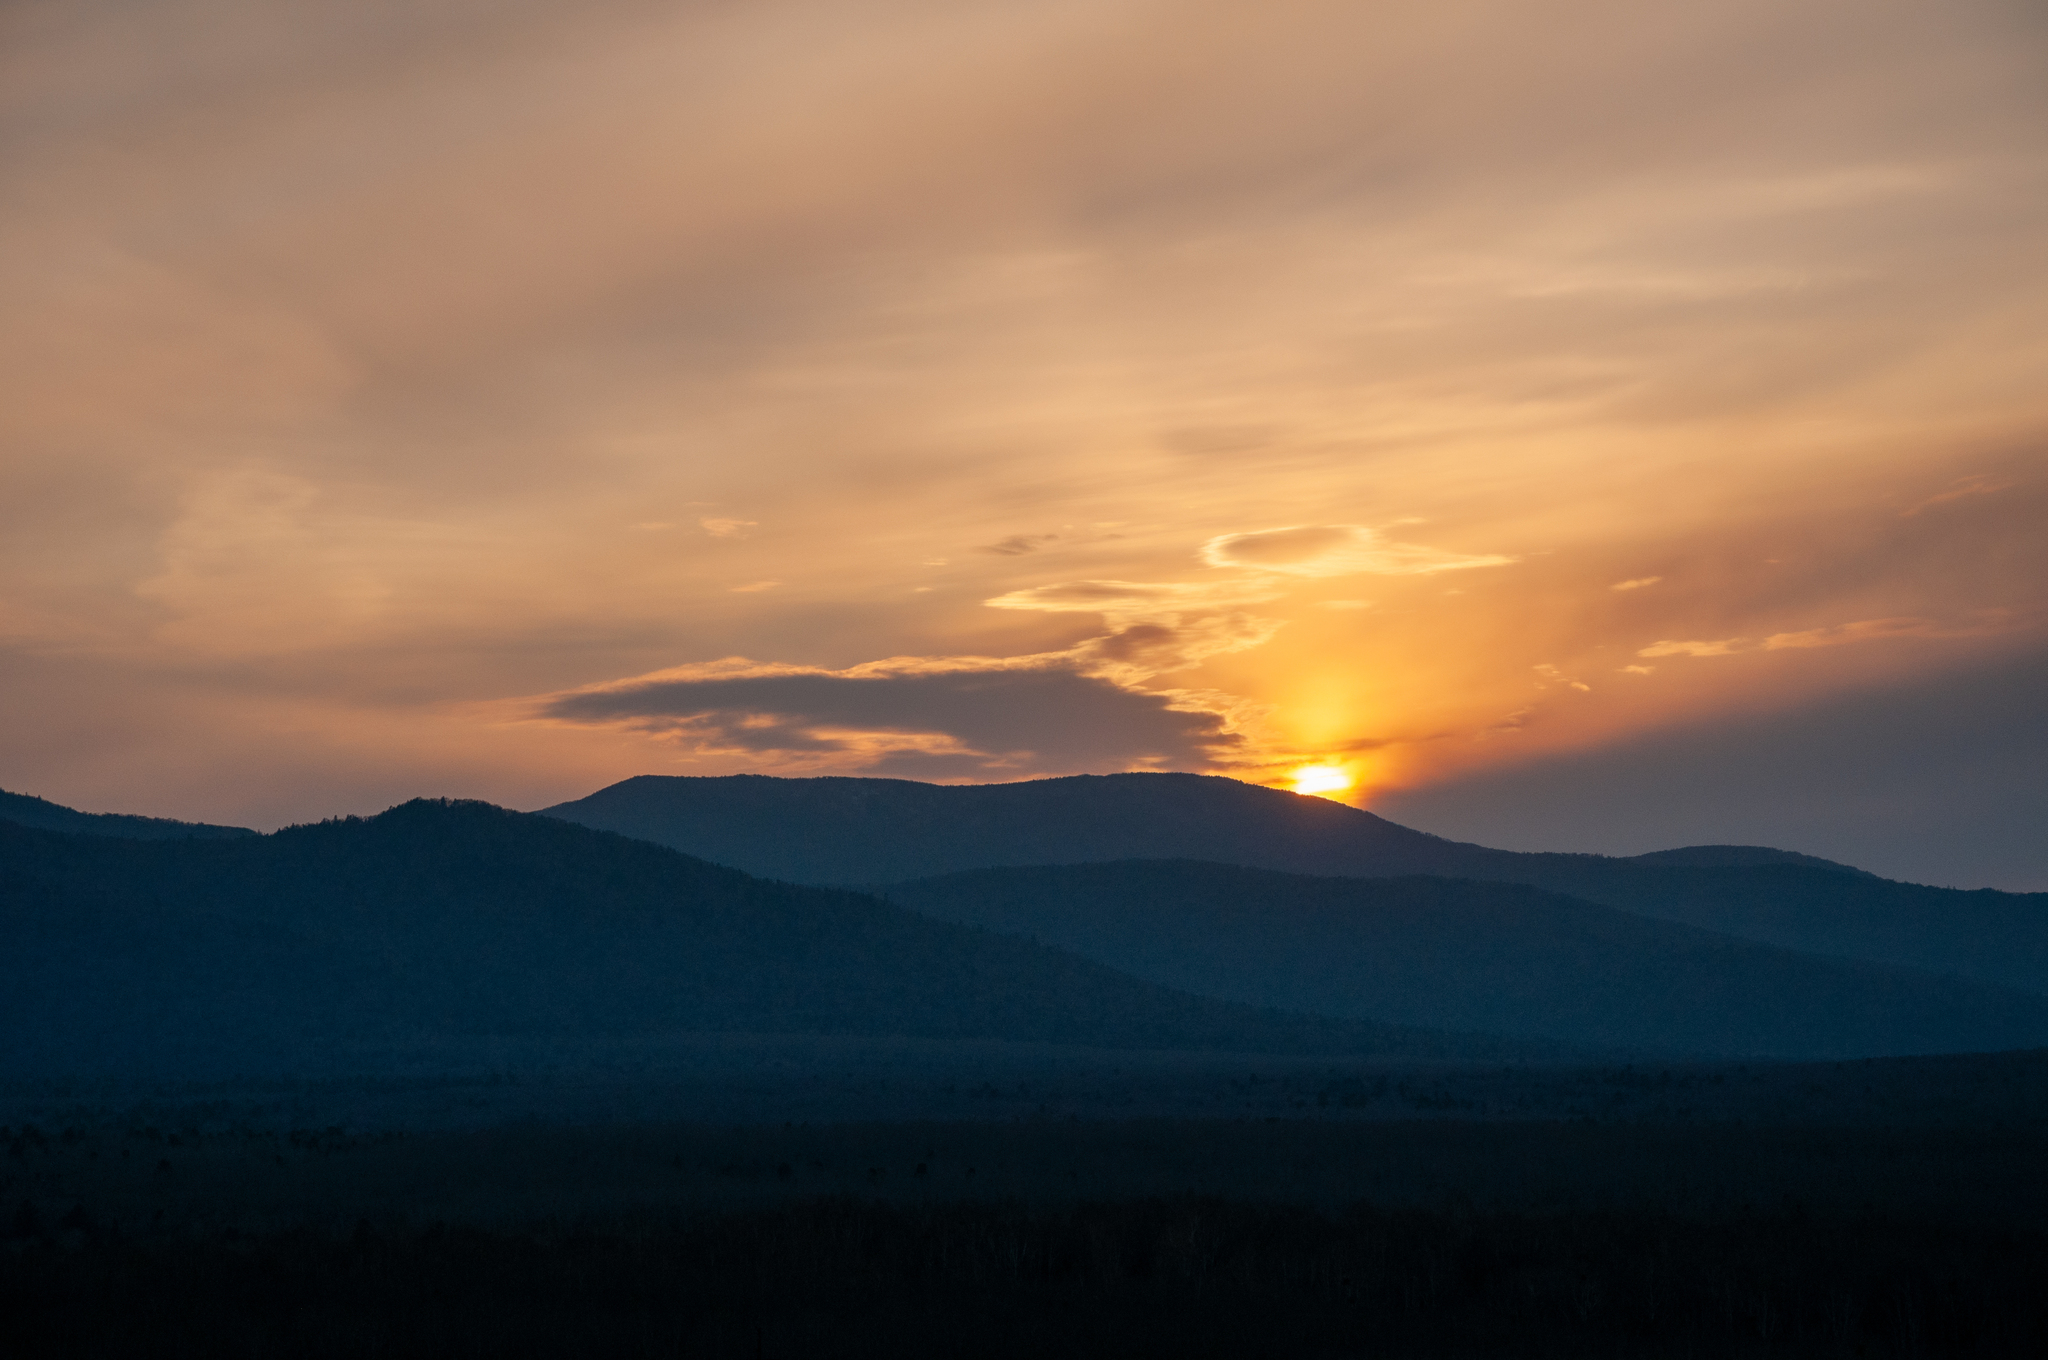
[
  {"x1": 0, "y1": 800, "x2": 1534, "y2": 1079},
  {"x1": 0, "y1": 787, "x2": 255, "y2": 841},
  {"x1": 540, "y1": 773, "x2": 2046, "y2": 994},
  {"x1": 882, "y1": 859, "x2": 2048, "y2": 1059},
  {"x1": 539, "y1": 772, "x2": 1871, "y2": 883}
]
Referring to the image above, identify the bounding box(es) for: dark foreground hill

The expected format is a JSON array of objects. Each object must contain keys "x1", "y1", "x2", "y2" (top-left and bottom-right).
[
  {"x1": 543, "y1": 773, "x2": 2048, "y2": 994},
  {"x1": 885, "y1": 861, "x2": 2048, "y2": 1058},
  {"x1": 0, "y1": 786, "x2": 254, "y2": 840},
  {"x1": 0, "y1": 802, "x2": 1521, "y2": 1079}
]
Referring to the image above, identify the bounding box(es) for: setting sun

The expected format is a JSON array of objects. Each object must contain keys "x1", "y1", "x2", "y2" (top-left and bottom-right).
[{"x1": 1290, "y1": 765, "x2": 1354, "y2": 798}]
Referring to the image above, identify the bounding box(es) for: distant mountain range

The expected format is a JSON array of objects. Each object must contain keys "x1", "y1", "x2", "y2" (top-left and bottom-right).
[
  {"x1": 6, "y1": 773, "x2": 2046, "y2": 1073},
  {"x1": 544, "y1": 772, "x2": 1866, "y2": 884},
  {"x1": 0, "y1": 801, "x2": 1510, "y2": 1079},
  {"x1": 543, "y1": 774, "x2": 2048, "y2": 996},
  {"x1": 885, "y1": 861, "x2": 2048, "y2": 1058}
]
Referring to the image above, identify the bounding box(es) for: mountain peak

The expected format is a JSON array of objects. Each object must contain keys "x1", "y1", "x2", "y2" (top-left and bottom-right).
[
  {"x1": 1627, "y1": 845, "x2": 1873, "y2": 876},
  {"x1": 540, "y1": 771, "x2": 1482, "y2": 885}
]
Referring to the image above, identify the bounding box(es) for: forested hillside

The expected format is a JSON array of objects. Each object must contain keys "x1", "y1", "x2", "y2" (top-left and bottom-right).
[
  {"x1": 886, "y1": 860, "x2": 2048, "y2": 1057},
  {"x1": 544, "y1": 773, "x2": 2047, "y2": 994},
  {"x1": 0, "y1": 787, "x2": 254, "y2": 840},
  {"x1": 0, "y1": 802, "x2": 1515, "y2": 1078}
]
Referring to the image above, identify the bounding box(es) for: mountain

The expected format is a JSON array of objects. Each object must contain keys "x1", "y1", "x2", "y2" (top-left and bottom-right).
[
  {"x1": 883, "y1": 861, "x2": 2048, "y2": 1059},
  {"x1": 0, "y1": 802, "x2": 1523, "y2": 1080},
  {"x1": 1494, "y1": 860, "x2": 2048, "y2": 997},
  {"x1": 542, "y1": 774, "x2": 2047, "y2": 994},
  {"x1": 0, "y1": 787, "x2": 255, "y2": 840},
  {"x1": 540, "y1": 772, "x2": 1490, "y2": 883},
  {"x1": 1624, "y1": 845, "x2": 1873, "y2": 874}
]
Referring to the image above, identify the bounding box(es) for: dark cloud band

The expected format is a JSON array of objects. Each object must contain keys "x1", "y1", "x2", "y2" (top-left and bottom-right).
[{"x1": 540, "y1": 664, "x2": 1239, "y2": 775}]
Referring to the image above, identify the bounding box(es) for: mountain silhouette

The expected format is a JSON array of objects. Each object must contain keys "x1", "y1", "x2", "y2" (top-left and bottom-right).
[
  {"x1": 1494, "y1": 859, "x2": 2048, "y2": 997},
  {"x1": 542, "y1": 774, "x2": 2046, "y2": 993},
  {"x1": 0, "y1": 786, "x2": 254, "y2": 840},
  {"x1": 0, "y1": 802, "x2": 1523, "y2": 1079},
  {"x1": 884, "y1": 861, "x2": 2048, "y2": 1058},
  {"x1": 539, "y1": 773, "x2": 1872, "y2": 884},
  {"x1": 542, "y1": 773, "x2": 1498, "y2": 882},
  {"x1": 1624, "y1": 844, "x2": 1875, "y2": 874}
]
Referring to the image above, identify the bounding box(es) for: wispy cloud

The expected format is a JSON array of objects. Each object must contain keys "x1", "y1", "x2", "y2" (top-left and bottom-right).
[
  {"x1": 1535, "y1": 664, "x2": 1591, "y2": 692},
  {"x1": 1764, "y1": 617, "x2": 1968, "y2": 650},
  {"x1": 1638, "y1": 638, "x2": 1748, "y2": 658},
  {"x1": 1639, "y1": 614, "x2": 2025, "y2": 660},
  {"x1": 1201, "y1": 525, "x2": 1515, "y2": 578},
  {"x1": 1902, "y1": 475, "x2": 2015, "y2": 518},
  {"x1": 979, "y1": 533, "x2": 1061, "y2": 556},
  {"x1": 985, "y1": 579, "x2": 1286, "y2": 622}
]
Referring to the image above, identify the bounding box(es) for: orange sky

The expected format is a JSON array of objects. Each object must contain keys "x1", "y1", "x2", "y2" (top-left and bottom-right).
[{"x1": 3, "y1": 0, "x2": 2044, "y2": 875}]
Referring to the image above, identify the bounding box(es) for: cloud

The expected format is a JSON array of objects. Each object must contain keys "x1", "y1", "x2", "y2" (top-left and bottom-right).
[
  {"x1": 700, "y1": 518, "x2": 756, "y2": 538},
  {"x1": 1763, "y1": 617, "x2": 1963, "y2": 650},
  {"x1": 1200, "y1": 525, "x2": 1515, "y2": 578},
  {"x1": 1071, "y1": 615, "x2": 1286, "y2": 683},
  {"x1": 527, "y1": 565, "x2": 1295, "y2": 774},
  {"x1": 984, "y1": 578, "x2": 1286, "y2": 623},
  {"x1": 729, "y1": 580, "x2": 780, "y2": 593},
  {"x1": 1639, "y1": 614, "x2": 2026, "y2": 659},
  {"x1": 534, "y1": 654, "x2": 1240, "y2": 775},
  {"x1": 1611, "y1": 577, "x2": 1662, "y2": 591},
  {"x1": 1902, "y1": 474, "x2": 2014, "y2": 518},
  {"x1": 984, "y1": 568, "x2": 1289, "y2": 681},
  {"x1": 1638, "y1": 638, "x2": 1748, "y2": 658},
  {"x1": 1534, "y1": 663, "x2": 1591, "y2": 692},
  {"x1": 979, "y1": 533, "x2": 1060, "y2": 556}
]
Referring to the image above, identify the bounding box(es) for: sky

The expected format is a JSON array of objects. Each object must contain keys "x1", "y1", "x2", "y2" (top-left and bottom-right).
[{"x1": 3, "y1": 0, "x2": 2044, "y2": 886}]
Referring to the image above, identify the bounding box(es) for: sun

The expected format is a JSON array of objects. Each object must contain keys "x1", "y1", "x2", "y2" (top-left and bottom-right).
[{"x1": 1289, "y1": 764, "x2": 1353, "y2": 798}]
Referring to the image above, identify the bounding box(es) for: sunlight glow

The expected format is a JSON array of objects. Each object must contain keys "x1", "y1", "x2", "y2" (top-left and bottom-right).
[{"x1": 1290, "y1": 765, "x2": 1354, "y2": 798}]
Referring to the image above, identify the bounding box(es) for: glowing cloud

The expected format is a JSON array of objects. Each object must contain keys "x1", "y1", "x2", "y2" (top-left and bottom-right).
[
  {"x1": 1639, "y1": 615, "x2": 2023, "y2": 660},
  {"x1": 1201, "y1": 525, "x2": 1515, "y2": 578},
  {"x1": 1638, "y1": 638, "x2": 1748, "y2": 658},
  {"x1": 984, "y1": 579, "x2": 1286, "y2": 622},
  {"x1": 532, "y1": 654, "x2": 1241, "y2": 778},
  {"x1": 1764, "y1": 618, "x2": 1967, "y2": 650}
]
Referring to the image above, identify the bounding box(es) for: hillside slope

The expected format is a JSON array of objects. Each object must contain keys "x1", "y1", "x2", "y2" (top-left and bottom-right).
[
  {"x1": 0, "y1": 803, "x2": 1514, "y2": 1079},
  {"x1": 0, "y1": 787, "x2": 254, "y2": 840},
  {"x1": 884, "y1": 860, "x2": 2048, "y2": 1058},
  {"x1": 540, "y1": 772, "x2": 1484, "y2": 882},
  {"x1": 543, "y1": 774, "x2": 2047, "y2": 994}
]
